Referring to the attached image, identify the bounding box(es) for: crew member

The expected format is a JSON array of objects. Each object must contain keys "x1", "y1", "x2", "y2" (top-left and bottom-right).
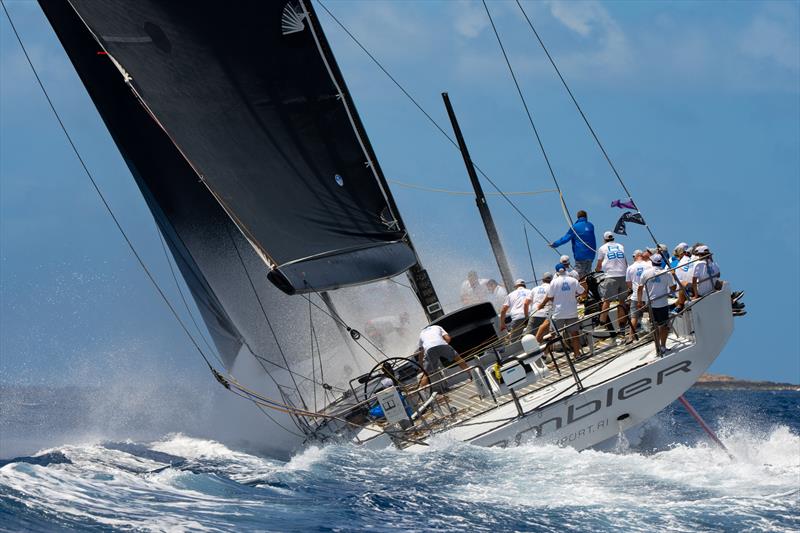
[
  {"x1": 460, "y1": 271, "x2": 490, "y2": 306},
  {"x1": 637, "y1": 253, "x2": 676, "y2": 355},
  {"x1": 596, "y1": 231, "x2": 629, "y2": 333},
  {"x1": 691, "y1": 245, "x2": 721, "y2": 298},
  {"x1": 550, "y1": 210, "x2": 596, "y2": 278},
  {"x1": 485, "y1": 279, "x2": 508, "y2": 313},
  {"x1": 624, "y1": 249, "x2": 647, "y2": 344},
  {"x1": 536, "y1": 264, "x2": 585, "y2": 359},
  {"x1": 499, "y1": 279, "x2": 530, "y2": 341},
  {"x1": 415, "y1": 324, "x2": 468, "y2": 390},
  {"x1": 524, "y1": 271, "x2": 553, "y2": 342},
  {"x1": 559, "y1": 255, "x2": 580, "y2": 280}
]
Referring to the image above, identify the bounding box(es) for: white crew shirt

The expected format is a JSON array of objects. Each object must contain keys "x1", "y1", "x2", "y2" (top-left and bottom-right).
[
  {"x1": 489, "y1": 285, "x2": 508, "y2": 312},
  {"x1": 460, "y1": 278, "x2": 490, "y2": 305},
  {"x1": 625, "y1": 260, "x2": 648, "y2": 302},
  {"x1": 692, "y1": 259, "x2": 720, "y2": 296},
  {"x1": 640, "y1": 266, "x2": 674, "y2": 308},
  {"x1": 418, "y1": 325, "x2": 448, "y2": 353},
  {"x1": 546, "y1": 273, "x2": 586, "y2": 319},
  {"x1": 598, "y1": 242, "x2": 628, "y2": 277},
  {"x1": 527, "y1": 282, "x2": 552, "y2": 318},
  {"x1": 676, "y1": 255, "x2": 693, "y2": 283},
  {"x1": 503, "y1": 287, "x2": 531, "y2": 321}
]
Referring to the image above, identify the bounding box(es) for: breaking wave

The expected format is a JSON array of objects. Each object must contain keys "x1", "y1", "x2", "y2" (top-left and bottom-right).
[{"x1": 2, "y1": 400, "x2": 798, "y2": 532}]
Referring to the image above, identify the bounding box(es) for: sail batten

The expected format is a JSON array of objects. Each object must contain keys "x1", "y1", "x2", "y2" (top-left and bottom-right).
[{"x1": 56, "y1": 0, "x2": 415, "y2": 293}]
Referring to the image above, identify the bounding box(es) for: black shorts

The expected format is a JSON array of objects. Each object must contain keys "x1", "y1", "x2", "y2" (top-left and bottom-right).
[
  {"x1": 528, "y1": 316, "x2": 547, "y2": 331},
  {"x1": 423, "y1": 344, "x2": 458, "y2": 373},
  {"x1": 651, "y1": 305, "x2": 669, "y2": 326}
]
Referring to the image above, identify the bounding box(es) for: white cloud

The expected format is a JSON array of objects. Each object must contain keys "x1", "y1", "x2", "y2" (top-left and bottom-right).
[
  {"x1": 543, "y1": 0, "x2": 633, "y2": 78},
  {"x1": 452, "y1": 0, "x2": 489, "y2": 38},
  {"x1": 740, "y1": 14, "x2": 800, "y2": 72}
]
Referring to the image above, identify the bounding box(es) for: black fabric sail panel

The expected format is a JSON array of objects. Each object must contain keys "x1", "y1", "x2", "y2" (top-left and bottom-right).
[
  {"x1": 37, "y1": 0, "x2": 244, "y2": 368},
  {"x1": 64, "y1": 0, "x2": 414, "y2": 292}
]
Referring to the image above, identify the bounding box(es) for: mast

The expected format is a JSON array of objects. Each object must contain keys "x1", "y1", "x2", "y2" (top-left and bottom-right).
[{"x1": 442, "y1": 92, "x2": 515, "y2": 291}]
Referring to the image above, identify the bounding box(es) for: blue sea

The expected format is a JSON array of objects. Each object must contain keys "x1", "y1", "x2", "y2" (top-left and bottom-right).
[{"x1": 1, "y1": 388, "x2": 798, "y2": 532}]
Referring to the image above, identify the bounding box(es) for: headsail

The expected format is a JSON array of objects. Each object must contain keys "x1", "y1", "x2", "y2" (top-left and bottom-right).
[{"x1": 46, "y1": 0, "x2": 417, "y2": 294}]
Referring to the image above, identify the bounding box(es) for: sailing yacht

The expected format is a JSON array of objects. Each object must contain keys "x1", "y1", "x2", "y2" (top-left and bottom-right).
[{"x1": 33, "y1": 0, "x2": 736, "y2": 455}]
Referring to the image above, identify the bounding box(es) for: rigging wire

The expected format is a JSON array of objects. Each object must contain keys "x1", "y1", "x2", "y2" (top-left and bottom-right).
[
  {"x1": 481, "y1": 0, "x2": 570, "y2": 216},
  {"x1": 514, "y1": 0, "x2": 660, "y2": 246},
  {"x1": 1, "y1": 3, "x2": 341, "y2": 436},
  {"x1": 1, "y1": 1, "x2": 223, "y2": 375},
  {"x1": 156, "y1": 230, "x2": 222, "y2": 362},
  {"x1": 225, "y1": 224, "x2": 310, "y2": 407},
  {"x1": 388, "y1": 179, "x2": 557, "y2": 197},
  {"x1": 315, "y1": 0, "x2": 557, "y2": 253},
  {"x1": 301, "y1": 292, "x2": 385, "y2": 364}
]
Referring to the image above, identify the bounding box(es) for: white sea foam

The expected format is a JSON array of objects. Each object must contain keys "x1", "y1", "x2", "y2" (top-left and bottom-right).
[{"x1": 1, "y1": 423, "x2": 797, "y2": 532}]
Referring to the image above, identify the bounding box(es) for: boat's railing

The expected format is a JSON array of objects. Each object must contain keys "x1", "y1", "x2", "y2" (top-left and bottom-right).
[
  {"x1": 640, "y1": 256, "x2": 719, "y2": 353},
  {"x1": 329, "y1": 264, "x2": 724, "y2": 446}
]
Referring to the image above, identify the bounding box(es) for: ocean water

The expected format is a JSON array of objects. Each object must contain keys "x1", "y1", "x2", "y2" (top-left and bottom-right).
[{"x1": 1, "y1": 389, "x2": 798, "y2": 532}]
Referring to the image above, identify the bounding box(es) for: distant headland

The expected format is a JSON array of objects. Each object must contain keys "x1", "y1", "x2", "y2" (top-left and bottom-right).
[{"x1": 694, "y1": 373, "x2": 799, "y2": 391}]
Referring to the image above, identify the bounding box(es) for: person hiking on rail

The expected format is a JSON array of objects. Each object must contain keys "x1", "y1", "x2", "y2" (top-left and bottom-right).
[{"x1": 550, "y1": 210, "x2": 596, "y2": 279}]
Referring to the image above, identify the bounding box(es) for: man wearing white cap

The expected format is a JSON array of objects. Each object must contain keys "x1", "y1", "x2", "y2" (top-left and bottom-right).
[
  {"x1": 670, "y1": 242, "x2": 689, "y2": 269},
  {"x1": 559, "y1": 255, "x2": 580, "y2": 280},
  {"x1": 596, "y1": 231, "x2": 629, "y2": 333},
  {"x1": 524, "y1": 271, "x2": 553, "y2": 341},
  {"x1": 625, "y1": 249, "x2": 648, "y2": 344},
  {"x1": 499, "y1": 279, "x2": 531, "y2": 341},
  {"x1": 537, "y1": 263, "x2": 586, "y2": 359},
  {"x1": 637, "y1": 253, "x2": 676, "y2": 355},
  {"x1": 691, "y1": 245, "x2": 721, "y2": 298}
]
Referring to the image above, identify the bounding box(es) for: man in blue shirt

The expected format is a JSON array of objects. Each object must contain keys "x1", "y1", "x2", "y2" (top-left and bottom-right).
[{"x1": 550, "y1": 210, "x2": 597, "y2": 278}]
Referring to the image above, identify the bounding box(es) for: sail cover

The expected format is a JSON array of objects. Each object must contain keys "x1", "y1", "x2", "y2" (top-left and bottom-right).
[{"x1": 44, "y1": 0, "x2": 416, "y2": 294}]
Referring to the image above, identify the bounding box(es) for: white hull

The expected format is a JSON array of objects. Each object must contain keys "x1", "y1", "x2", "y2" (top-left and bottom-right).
[{"x1": 373, "y1": 287, "x2": 734, "y2": 452}]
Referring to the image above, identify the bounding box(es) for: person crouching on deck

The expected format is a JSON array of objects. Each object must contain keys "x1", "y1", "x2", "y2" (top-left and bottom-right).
[{"x1": 415, "y1": 324, "x2": 469, "y2": 392}]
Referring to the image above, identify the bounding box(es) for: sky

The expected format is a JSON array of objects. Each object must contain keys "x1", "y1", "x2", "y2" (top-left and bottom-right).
[{"x1": 1, "y1": 0, "x2": 799, "y2": 387}]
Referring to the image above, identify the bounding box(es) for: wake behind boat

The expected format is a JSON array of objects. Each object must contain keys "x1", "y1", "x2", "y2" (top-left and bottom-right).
[{"x1": 17, "y1": 0, "x2": 741, "y2": 456}]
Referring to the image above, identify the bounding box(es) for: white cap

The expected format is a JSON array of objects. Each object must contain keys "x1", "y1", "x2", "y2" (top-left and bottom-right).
[
  {"x1": 675, "y1": 242, "x2": 688, "y2": 252},
  {"x1": 514, "y1": 278, "x2": 526, "y2": 287},
  {"x1": 651, "y1": 253, "x2": 663, "y2": 264},
  {"x1": 604, "y1": 231, "x2": 614, "y2": 240},
  {"x1": 695, "y1": 245, "x2": 709, "y2": 254},
  {"x1": 633, "y1": 249, "x2": 643, "y2": 257},
  {"x1": 559, "y1": 255, "x2": 570, "y2": 264},
  {"x1": 542, "y1": 271, "x2": 553, "y2": 281}
]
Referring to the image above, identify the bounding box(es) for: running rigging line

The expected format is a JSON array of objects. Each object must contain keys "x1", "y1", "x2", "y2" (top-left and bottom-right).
[
  {"x1": 1, "y1": 1, "x2": 223, "y2": 375},
  {"x1": 2, "y1": 2, "x2": 343, "y2": 430},
  {"x1": 315, "y1": 0, "x2": 557, "y2": 253},
  {"x1": 481, "y1": 0, "x2": 570, "y2": 216},
  {"x1": 514, "y1": 0, "x2": 660, "y2": 246}
]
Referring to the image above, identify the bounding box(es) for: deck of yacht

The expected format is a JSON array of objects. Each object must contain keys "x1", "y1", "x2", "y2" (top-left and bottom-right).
[{"x1": 390, "y1": 331, "x2": 693, "y2": 448}]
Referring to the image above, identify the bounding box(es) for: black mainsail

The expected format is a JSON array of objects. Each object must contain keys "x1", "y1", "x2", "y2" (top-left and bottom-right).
[
  {"x1": 39, "y1": 0, "x2": 434, "y2": 296},
  {"x1": 38, "y1": 0, "x2": 443, "y2": 366}
]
